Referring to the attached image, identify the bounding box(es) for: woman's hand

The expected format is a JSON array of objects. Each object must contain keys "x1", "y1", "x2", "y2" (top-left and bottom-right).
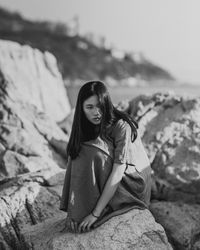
[{"x1": 78, "y1": 213, "x2": 98, "y2": 233}]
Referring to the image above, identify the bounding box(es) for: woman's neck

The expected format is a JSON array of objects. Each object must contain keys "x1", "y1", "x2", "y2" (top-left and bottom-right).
[
  {"x1": 82, "y1": 123, "x2": 100, "y2": 141},
  {"x1": 94, "y1": 124, "x2": 100, "y2": 134}
]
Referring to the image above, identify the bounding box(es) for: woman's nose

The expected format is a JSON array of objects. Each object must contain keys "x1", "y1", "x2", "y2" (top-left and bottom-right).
[{"x1": 94, "y1": 107, "x2": 101, "y2": 115}]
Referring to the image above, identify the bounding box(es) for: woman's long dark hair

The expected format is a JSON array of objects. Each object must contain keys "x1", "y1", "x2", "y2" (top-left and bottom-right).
[{"x1": 67, "y1": 81, "x2": 138, "y2": 159}]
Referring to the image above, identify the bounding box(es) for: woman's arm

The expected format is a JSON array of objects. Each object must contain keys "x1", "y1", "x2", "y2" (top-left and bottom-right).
[
  {"x1": 78, "y1": 163, "x2": 126, "y2": 232},
  {"x1": 79, "y1": 120, "x2": 131, "y2": 232},
  {"x1": 93, "y1": 162, "x2": 126, "y2": 216}
]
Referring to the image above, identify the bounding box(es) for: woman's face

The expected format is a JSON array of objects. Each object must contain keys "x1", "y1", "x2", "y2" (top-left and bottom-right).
[{"x1": 83, "y1": 95, "x2": 102, "y2": 125}]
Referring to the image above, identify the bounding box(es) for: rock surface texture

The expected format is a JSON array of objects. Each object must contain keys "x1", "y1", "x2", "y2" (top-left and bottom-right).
[
  {"x1": 127, "y1": 93, "x2": 200, "y2": 203},
  {"x1": 0, "y1": 40, "x2": 190, "y2": 250},
  {"x1": 0, "y1": 39, "x2": 71, "y2": 122},
  {"x1": 0, "y1": 98, "x2": 172, "y2": 248},
  {"x1": 150, "y1": 201, "x2": 200, "y2": 250},
  {"x1": 23, "y1": 209, "x2": 172, "y2": 250},
  {"x1": 0, "y1": 87, "x2": 68, "y2": 249},
  {"x1": 0, "y1": 40, "x2": 69, "y2": 249},
  {"x1": 125, "y1": 93, "x2": 200, "y2": 249}
]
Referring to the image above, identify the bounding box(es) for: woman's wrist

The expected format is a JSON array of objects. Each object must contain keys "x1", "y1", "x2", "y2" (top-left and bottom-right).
[
  {"x1": 91, "y1": 207, "x2": 102, "y2": 218},
  {"x1": 93, "y1": 205, "x2": 104, "y2": 217},
  {"x1": 91, "y1": 211, "x2": 100, "y2": 218}
]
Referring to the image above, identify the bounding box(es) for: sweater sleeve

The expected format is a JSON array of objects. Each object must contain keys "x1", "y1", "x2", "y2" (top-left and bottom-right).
[
  {"x1": 112, "y1": 119, "x2": 150, "y2": 172},
  {"x1": 112, "y1": 119, "x2": 131, "y2": 164}
]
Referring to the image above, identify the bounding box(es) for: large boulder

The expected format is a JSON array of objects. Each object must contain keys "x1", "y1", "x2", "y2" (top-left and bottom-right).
[
  {"x1": 127, "y1": 93, "x2": 200, "y2": 203},
  {"x1": 150, "y1": 201, "x2": 200, "y2": 250},
  {"x1": 126, "y1": 93, "x2": 200, "y2": 250},
  {"x1": 57, "y1": 108, "x2": 74, "y2": 135},
  {"x1": 23, "y1": 209, "x2": 172, "y2": 250},
  {"x1": 0, "y1": 41, "x2": 174, "y2": 249},
  {"x1": 0, "y1": 40, "x2": 71, "y2": 249},
  {"x1": 0, "y1": 98, "x2": 68, "y2": 180},
  {"x1": 0, "y1": 170, "x2": 66, "y2": 250},
  {"x1": 0, "y1": 39, "x2": 71, "y2": 122},
  {"x1": 0, "y1": 95, "x2": 69, "y2": 249}
]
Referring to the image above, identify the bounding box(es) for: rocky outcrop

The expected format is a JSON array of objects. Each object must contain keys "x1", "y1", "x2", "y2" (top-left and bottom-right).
[
  {"x1": 0, "y1": 40, "x2": 70, "y2": 249},
  {"x1": 23, "y1": 209, "x2": 172, "y2": 250},
  {"x1": 0, "y1": 7, "x2": 175, "y2": 82},
  {"x1": 0, "y1": 95, "x2": 69, "y2": 249},
  {"x1": 0, "y1": 40, "x2": 173, "y2": 249},
  {"x1": 150, "y1": 201, "x2": 200, "y2": 250},
  {"x1": 0, "y1": 98, "x2": 172, "y2": 248},
  {"x1": 0, "y1": 39, "x2": 71, "y2": 122},
  {"x1": 57, "y1": 108, "x2": 74, "y2": 135},
  {"x1": 0, "y1": 171, "x2": 66, "y2": 249},
  {"x1": 127, "y1": 93, "x2": 200, "y2": 203},
  {"x1": 124, "y1": 92, "x2": 200, "y2": 250},
  {"x1": 0, "y1": 99, "x2": 172, "y2": 249},
  {"x1": 0, "y1": 97, "x2": 68, "y2": 179}
]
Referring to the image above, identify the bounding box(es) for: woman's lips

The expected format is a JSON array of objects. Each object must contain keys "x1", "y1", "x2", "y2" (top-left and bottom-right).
[{"x1": 93, "y1": 117, "x2": 101, "y2": 122}]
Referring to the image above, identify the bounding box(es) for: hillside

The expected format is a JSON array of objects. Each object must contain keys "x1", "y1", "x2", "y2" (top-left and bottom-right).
[{"x1": 0, "y1": 7, "x2": 174, "y2": 83}]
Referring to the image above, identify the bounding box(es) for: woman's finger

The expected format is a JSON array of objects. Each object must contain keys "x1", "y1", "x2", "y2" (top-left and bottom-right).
[
  {"x1": 78, "y1": 222, "x2": 84, "y2": 232},
  {"x1": 81, "y1": 222, "x2": 87, "y2": 232},
  {"x1": 81, "y1": 222, "x2": 89, "y2": 233},
  {"x1": 78, "y1": 221, "x2": 84, "y2": 231},
  {"x1": 86, "y1": 222, "x2": 91, "y2": 231},
  {"x1": 89, "y1": 219, "x2": 95, "y2": 230},
  {"x1": 70, "y1": 221, "x2": 75, "y2": 232},
  {"x1": 78, "y1": 224, "x2": 84, "y2": 233},
  {"x1": 78, "y1": 223, "x2": 81, "y2": 233},
  {"x1": 74, "y1": 222, "x2": 78, "y2": 233}
]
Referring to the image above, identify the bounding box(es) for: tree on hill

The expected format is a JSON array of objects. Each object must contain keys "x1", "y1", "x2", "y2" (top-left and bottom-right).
[{"x1": 0, "y1": 7, "x2": 174, "y2": 83}]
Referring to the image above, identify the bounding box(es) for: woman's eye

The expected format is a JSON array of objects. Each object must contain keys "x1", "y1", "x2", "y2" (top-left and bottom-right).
[{"x1": 87, "y1": 106, "x2": 93, "y2": 109}]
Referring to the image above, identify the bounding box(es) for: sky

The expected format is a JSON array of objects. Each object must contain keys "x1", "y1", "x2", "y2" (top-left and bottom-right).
[{"x1": 0, "y1": 0, "x2": 200, "y2": 84}]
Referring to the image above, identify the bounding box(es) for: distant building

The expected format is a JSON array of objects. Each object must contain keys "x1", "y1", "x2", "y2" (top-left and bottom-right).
[
  {"x1": 130, "y1": 52, "x2": 145, "y2": 63},
  {"x1": 111, "y1": 48, "x2": 125, "y2": 60}
]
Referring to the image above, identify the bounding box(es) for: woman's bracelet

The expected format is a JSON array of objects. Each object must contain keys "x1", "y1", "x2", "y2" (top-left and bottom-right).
[{"x1": 91, "y1": 211, "x2": 100, "y2": 218}]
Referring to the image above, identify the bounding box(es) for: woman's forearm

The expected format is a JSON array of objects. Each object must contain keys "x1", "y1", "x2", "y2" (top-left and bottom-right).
[{"x1": 93, "y1": 163, "x2": 126, "y2": 217}]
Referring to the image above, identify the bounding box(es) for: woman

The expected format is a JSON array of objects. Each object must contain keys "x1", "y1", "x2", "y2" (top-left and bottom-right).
[{"x1": 60, "y1": 81, "x2": 151, "y2": 233}]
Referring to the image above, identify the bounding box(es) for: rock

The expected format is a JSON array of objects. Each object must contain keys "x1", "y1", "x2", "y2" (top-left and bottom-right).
[
  {"x1": 150, "y1": 201, "x2": 200, "y2": 250},
  {"x1": 115, "y1": 99, "x2": 130, "y2": 112},
  {"x1": 0, "y1": 39, "x2": 71, "y2": 122},
  {"x1": 125, "y1": 93, "x2": 200, "y2": 250},
  {"x1": 0, "y1": 40, "x2": 70, "y2": 248},
  {"x1": 127, "y1": 93, "x2": 200, "y2": 202},
  {"x1": 128, "y1": 92, "x2": 182, "y2": 137},
  {"x1": 0, "y1": 171, "x2": 66, "y2": 249},
  {"x1": 0, "y1": 46, "x2": 189, "y2": 250},
  {"x1": 0, "y1": 94, "x2": 68, "y2": 248},
  {"x1": 0, "y1": 99, "x2": 68, "y2": 180},
  {"x1": 58, "y1": 108, "x2": 74, "y2": 135},
  {"x1": 23, "y1": 209, "x2": 172, "y2": 250}
]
